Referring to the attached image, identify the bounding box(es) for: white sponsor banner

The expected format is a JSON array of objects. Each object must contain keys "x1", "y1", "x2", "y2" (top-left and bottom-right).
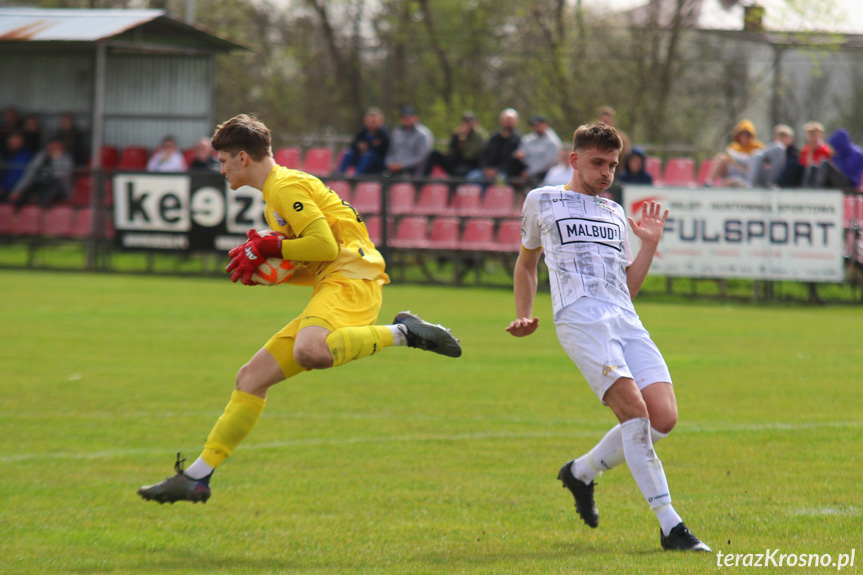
[{"x1": 622, "y1": 187, "x2": 845, "y2": 282}]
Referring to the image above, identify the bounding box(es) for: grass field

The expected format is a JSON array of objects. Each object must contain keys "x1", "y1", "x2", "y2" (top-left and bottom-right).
[{"x1": 1, "y1": 270, "x2": 861, "y2": 574}]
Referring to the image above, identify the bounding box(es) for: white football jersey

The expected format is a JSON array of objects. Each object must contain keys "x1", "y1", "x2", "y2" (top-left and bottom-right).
[{"x1": 521, "y1": 185, "x2": 634, "y2": 316}]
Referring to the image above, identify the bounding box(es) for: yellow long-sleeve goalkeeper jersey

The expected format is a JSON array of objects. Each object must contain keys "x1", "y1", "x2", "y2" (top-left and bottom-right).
[{"x1": 261, "y1": 166, "x2": 388, "y2": 285}]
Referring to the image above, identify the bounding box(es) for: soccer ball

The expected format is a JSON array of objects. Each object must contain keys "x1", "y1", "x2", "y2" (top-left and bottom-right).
[{"x1": 252, "y1": 257, "x2": 298, "y2": 286}]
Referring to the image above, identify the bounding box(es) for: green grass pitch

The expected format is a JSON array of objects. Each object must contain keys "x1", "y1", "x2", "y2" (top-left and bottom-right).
[{"x1": 1, "y1": 270, "x2": 860, "y2": 574}]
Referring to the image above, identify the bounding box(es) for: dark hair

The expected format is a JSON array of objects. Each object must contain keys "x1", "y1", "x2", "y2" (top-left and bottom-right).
[
  {"x1": 572, "y1": 122, "x2": 623, "y2": 153},
  {"x1": 211, "y1": 114, "x2": 271, "y2": 161}
]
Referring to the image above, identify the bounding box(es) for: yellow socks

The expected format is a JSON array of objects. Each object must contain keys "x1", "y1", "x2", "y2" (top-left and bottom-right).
[
  {"x1": 200, "y1": 389, "x2": 266, "y2": 468},
  {"x1": 326, "y1": 325, "x2": 395, "y2": 367}
]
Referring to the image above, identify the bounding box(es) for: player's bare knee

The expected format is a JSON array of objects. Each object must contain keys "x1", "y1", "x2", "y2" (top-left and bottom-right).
[
  {"x1": 651, "y1": 414, "x2": 677, "y2": 435},
  {"x1": 293, "y1": 345, "x2": 333, "y2": 370},
  {"x1": 235, "y1": 363, "x2": 265, "y2": 395}
]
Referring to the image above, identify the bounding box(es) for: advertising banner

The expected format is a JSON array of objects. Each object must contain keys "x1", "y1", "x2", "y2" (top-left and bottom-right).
[
  {"x1": 112, "y1": 173, "x2": 267, "y2": 252},
  {"x1": 622, "y1": 187, "x2": 845, "y2": 282}
]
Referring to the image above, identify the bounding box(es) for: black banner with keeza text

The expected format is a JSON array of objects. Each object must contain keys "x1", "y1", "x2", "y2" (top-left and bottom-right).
[{"x1": 112, "y1": 173, "x2": 269, "y2": 252}]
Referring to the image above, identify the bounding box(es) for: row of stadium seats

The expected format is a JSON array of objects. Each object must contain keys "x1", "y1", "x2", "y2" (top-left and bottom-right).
[
  {"x1": 365, "y1": 216, "x2": 521, "y2": 252},
  {"x1": 0, "y1": 204, "x2": 113, "y2": 239},
  {"x1": 643, "y1": 157, "x2": 714, "y2": 187},
  {"x1": 325, "y1": 181, "x2": 523, "y2": 218},
  {"x1": 274, "y1": 147, "x2": 335, "y2": 176}
]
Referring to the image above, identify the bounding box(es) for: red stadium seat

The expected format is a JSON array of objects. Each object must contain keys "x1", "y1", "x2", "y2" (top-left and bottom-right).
[
  {"x1": 302, "y1": 147, "x2": 333, "y2": 175},
  {"x1": 0, "y1": 204, "x2": 14, "y2": 235},
  {"x1": 98, "y1": 146, "x2": 119, "y2": 170},
  {"x1": 696, "y1": 159, "x2": 715, "y2": 186},
  {"x1": 389, "y1": 216, "x2": 429, "y2": 249},
  {"x1": 645, "y1": 156, "x2": 662, "y2": 185},
  {"x1": 429, "y1": 165, "x2": 449, "y2": 179},
  {"x1": 183, "y1": 148, "x2": 196, "y2": 167},
  {"x1": 843, "y1": 194, "x2": 856, "y2": 228},
  {"x1": 117, "y1": 146, "x2": 149, "y2": 171},
  {"x1": 427, "y1": 216, "x2": 461, "y2": 250},
  {"x1": 459, "y1": 218, "x2": 494, "y2": 251},
  {"x1": 364, "y1": 216, "x2": 382, "y2": 245},
  {"x1": 44, "y1": 205, "x2": 76, "y2": 237},
  {"x1": 274, "y1": 147, "x2": 302, "y2": 169},
  {"x1": 490, "y1": 218, "x2": 522, "y2": 252},
  {"x1": 351, "y1": 182, "x2": 382, "y2": 215},
  {"x1": 70, "y1": 207, "x2": 93, "y2": 238},
  {"x1": 388, "y1": 182, "x2": 416, "y2": 215},
  {"x1": 451, "y1": 184, "x2": 482, "y2": 216},
  {"x1": 71, "y1": 176, "x2": 92, "y2": 207},
  {"x1": 479, "y1": 184, "x2": 516, "y2": 217},
  {"x1": 662, "y1": 157, "x2": 696, "y2": 187},
  {"x1": 11, "y1": 205, "x2": 44, "y2": 236},
  {"x1": 324, "y1": 179, "x2": 352, "y2": 203},
  {"x1": 413, "y1": 183, "x2": 450, "y2": 215}
]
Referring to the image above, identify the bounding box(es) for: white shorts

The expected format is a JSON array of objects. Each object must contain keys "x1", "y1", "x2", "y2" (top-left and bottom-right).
[{"x1": 554, "y1": 299, "x2": 671, "y2": 403}]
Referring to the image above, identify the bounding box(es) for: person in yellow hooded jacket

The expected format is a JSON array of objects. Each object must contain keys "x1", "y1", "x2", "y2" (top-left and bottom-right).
[{"x1": 706, "y1": 119, "x2": 764, "y2": 187}]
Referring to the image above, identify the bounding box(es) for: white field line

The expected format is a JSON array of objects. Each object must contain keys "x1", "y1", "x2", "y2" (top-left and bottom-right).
[{"x1": 0, "y1": 419, "x2": 861, "y2": 463}]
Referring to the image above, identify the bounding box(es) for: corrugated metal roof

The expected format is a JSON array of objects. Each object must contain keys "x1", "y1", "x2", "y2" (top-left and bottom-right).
[{"x1": 0, "y1": 8, "x2": 163, "y2": 42}]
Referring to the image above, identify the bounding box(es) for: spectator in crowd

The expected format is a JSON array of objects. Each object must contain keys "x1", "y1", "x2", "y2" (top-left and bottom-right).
[
  {"x1": 543, "y1": 147, "x2": 574, "y2": 186},
  {"x1": 597, "y1": 106, "x2": 630, "y2": 201},
  {"x1": 706, "y1": 119, "x2": 764, "y2": 187},
  {"x1": 811, "y1": 128, "x2": 863, "y2": 189},
  {"x1": 597, "y1": 106, "x2": 631, "y2": 177},
  {"x1": 337, "y1": 107, "x2": 389, "y2": 175},
  {"x1": 55, "y1": 113, "x2": 89, "y2": 166},
  {"x1": 424, "y1": 111, "x2": 486, "y2": 178},
  {"x1": 147, "y1": 135, "x2": 187, "y2": 173},
  {"x1": 7, "y1": 137, "x2": 74, "y2": 208},
  {"x1": 798, "y1": 122, "x2": 832, "y2": 187},
  {"x1": 747, "y1": 124, "x2": 796, "y2": 188},
  {"x1": 0, "y1": 132, "x2": 33, "y2": 201},
  {"x1": 511, "y1": 115, "x2": 562, "y2": 183},
  {"x1": 746, "y1": 124, "x2": 794, "y2": 188},
  {"x1": 385, "y1": 106, "x2": 432, "y2": 177},
  {"x1": 188, "y1": 137, "x2": 221, "y2": 172},
  {"x1": 618, "y1": 147, "x2": 654, "y2": 185},
  {"x1": 22, "y1": 113, "x2": 42, "y2": 156},
  {"x1": 470, "y1": 108, "x2": 522, "y2": 182},
  {"x1": 0, "y1": 107, "x2": 23, "y2": 157}
]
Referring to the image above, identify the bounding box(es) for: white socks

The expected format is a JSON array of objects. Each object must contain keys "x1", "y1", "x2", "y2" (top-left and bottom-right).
[
  {"x1": 184, "y1": 457, "x2": 214, "y2": 480},
  {"x1": 573, "y1": 423, "x2": 669, "y2": 484},
  {"x1": 573, "y1": 417, "x2": 682, "y2": 536},
  {"x1": 620, "y1": 417, "x2": 682, "y2": 536},
  {"x1": 388, "y1": 325, "x2": 407, "y2": 346}
]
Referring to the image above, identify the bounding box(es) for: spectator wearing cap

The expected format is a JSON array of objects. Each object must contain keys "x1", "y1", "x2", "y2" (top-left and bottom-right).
[
  {"x1": 337, "y1": 107, "x2": 389, "y2": 175},
  {"x1": 511, "y1": 115, "x2": 562, "y2": 183},
  {"x1": 469, "y1": 108, "x2": 522, "y2": 182},
  {"x1": 706, "y1": 119, "x2": 765, "y2": 187},
  {"x1": 424, "y1": 111, "x2": 487, "y2": 178},
  {"x1": 385, "y1": 106, "x2": 433, "y2": 177}
]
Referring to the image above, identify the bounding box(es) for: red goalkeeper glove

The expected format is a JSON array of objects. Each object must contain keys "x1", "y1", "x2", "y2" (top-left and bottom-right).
[{"x1": 226, "y1": 229, "x2": 285, "y2": 285}]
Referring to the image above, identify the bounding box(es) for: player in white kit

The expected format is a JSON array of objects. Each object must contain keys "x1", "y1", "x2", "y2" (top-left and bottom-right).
[{"x1": 506, "y1": 122, "x2": 710, "y2": 552}]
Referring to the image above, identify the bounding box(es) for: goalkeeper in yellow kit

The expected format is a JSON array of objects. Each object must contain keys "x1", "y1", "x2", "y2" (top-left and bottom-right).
[{"x1": 138, "y1": 114, "x2": 461, "y2": 504}]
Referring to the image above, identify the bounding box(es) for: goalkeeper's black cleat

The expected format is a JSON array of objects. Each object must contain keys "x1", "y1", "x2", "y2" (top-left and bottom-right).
[
  {"x1": 393, "y1": 311, "x2": 462, "y2": 358},
  {"x1": 558, "y1": 460, "x2": 599, "y2": 528},
  {"x1": 138, "y1": 453, "x2": 211, "y2": 504},
  {"x1": 660, "y1": 522, "x2": 712, "y2": 552}
]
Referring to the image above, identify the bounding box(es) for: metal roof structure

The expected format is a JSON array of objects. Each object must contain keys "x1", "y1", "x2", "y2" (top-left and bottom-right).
[{"x1": 0, "y1": 7, "x2": 244, "y2": 52}]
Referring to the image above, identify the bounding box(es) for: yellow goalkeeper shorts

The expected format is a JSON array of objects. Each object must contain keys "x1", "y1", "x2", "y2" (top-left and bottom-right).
[{"x1": 264, "y1": 276, "x2": 383, "y2": 374}]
